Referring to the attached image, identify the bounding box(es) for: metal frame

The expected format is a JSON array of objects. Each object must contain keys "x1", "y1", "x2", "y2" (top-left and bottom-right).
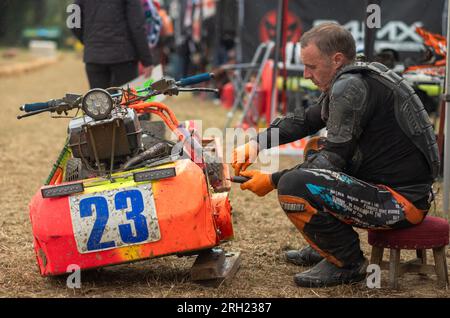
[
  {"x1": 223, "y1": 41, "x2": 275, "y2": 129},
  {"x1": 443, "y1": 1, "x2": 450, "y2": 218}
]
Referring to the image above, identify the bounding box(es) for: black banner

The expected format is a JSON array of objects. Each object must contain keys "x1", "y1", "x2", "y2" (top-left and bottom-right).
[{"x1": 241, "y1": 0, "x2": 446, "y2": 62}]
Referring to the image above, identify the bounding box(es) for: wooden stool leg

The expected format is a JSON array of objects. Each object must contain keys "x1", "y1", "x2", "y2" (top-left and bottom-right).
[
  {"x1": 432, "y1": 246, "x2": 449, "y2": 288},
  {"x1": 389, "y1": 249, "x2": 401, "y2": 289},
  {"x1": 416, "y1": 249, "x2": 427, "y2": 265},
  {"x1": 370, "y1": 246, "x2": 384, "y2": 265},
  {"x1": 416, "y1": 249, "x2": 428, "y2": 278}
]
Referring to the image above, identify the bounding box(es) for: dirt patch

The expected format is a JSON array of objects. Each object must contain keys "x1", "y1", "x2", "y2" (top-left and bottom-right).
[
  {"x1": 0, "y1": 49, "x2": 60, "y2": 77},
  {"x1": 0, "y1": 53, "x2": 448, "y2": 298}
]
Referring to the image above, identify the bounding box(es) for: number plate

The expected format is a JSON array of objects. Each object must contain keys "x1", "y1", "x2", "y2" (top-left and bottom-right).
[{"x1": 69, "y1": 184, "x2": 161, "y2": 254}]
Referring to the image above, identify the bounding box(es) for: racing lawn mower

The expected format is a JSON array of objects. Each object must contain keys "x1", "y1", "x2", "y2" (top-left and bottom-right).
[{"x1": 17, "y1": 73, "x2": 240, "y2": 285}]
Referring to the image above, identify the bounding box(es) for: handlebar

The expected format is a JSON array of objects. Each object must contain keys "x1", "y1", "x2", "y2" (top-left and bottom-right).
[
  {"x1": 176, "y1": 73, "x2": 214, "y2": 87},
  {"x1": 20, "y1": 101, "x2": 52, "y2": 113},
  {"x1": 18, "y1": 73, "x2": 216, "y2": 119},
  {"x1": 17, "y1": 98, "x2": 75, "y2": 119}
]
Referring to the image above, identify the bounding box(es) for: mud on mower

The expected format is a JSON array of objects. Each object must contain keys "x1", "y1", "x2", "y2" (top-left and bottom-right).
[{"x1": 18, "y1": 73, "x2": 240, "y2": 285}]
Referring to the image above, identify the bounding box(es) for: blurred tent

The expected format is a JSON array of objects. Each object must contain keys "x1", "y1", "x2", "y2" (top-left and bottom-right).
[{"x1": 237, "y1": 0, "x2": 446, "y2": 63}]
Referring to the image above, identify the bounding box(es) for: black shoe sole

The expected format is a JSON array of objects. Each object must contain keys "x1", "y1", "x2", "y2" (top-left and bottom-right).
[{"x1": 294, "y1": 274, "x2": 367, "y2": 288}]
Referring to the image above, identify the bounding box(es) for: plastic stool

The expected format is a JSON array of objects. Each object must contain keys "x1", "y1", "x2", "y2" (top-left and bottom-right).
[{"x1": 368, "y1": 216, "x2": 449, "y2": 289}]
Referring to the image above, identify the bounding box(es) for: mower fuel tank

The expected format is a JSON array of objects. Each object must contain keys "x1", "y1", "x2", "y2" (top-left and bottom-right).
[{"x1": 67, "y1": 108, "x2": 143, "y2": 162}]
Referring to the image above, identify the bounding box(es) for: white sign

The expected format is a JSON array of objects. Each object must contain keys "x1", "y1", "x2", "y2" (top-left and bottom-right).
[
  {"x1": 314, "y1": 20, "x2": 425, "y2": 52},
  {"x1": 69, "y1": 184, "x2": 161, "y2": 254}
]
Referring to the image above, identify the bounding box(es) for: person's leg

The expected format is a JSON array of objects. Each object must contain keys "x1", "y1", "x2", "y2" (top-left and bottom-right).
[
  {"x1": 278, "y1": 170, "x2": 365, "y2": 267},
  {"x1": 277, "y1": 168, "x2": 427, "y2": 287},
  {"x1": 278, "y1": 168, "x2": 427, "y2": 267},
  {"x1": 285, "y1": 137, "x2": 328, "y2": 267},
  {"x1": 109, "y1": 61, "x2": 139, "y2": 87},
  {"x1": 85, "y1": 63, "x2": 111, "y2": 89}
]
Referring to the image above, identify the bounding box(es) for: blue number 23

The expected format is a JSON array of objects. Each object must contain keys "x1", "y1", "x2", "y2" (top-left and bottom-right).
[{"x1": 79, "y1": 190, "x2": 149, "y2": 251}]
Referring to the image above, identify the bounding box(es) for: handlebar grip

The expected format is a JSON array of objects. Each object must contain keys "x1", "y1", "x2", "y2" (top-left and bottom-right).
[
  {"x1": 177, "y1": 73, "x2": 214, "y2": 87},
  {"x1": 21, "y1": 102, "x2": 51, "y2": 113}
]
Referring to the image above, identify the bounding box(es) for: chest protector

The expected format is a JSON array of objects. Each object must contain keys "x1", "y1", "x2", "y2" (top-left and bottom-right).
[{"x1": 334, "y1": 62, "x2": 440, "y2": 179}]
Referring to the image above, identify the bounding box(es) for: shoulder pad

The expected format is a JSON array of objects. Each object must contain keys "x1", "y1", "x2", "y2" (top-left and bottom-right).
[
  {"x1": 332, "y1": 73, "x2": 367, "y2": 98},
  {"x1": 270, "y1": 116, "x2": 283, "y2": 127},
  {"x1": 327, "y1": 74, "x2": 369, "y2": 143}
]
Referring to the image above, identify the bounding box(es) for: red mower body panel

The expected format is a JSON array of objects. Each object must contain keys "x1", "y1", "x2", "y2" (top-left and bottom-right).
[{"x1": 30, "y1": 159, "x2": 233, "y2": 276}]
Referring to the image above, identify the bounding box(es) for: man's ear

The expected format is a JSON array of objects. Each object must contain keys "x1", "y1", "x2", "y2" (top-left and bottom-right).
[{"x1": 333, "y1": 52, "x2": 346, "y2": 69}]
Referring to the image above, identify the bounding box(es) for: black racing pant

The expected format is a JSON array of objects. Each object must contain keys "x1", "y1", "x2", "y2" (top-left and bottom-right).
[
  {"x1": 85, "y1": 61, "x2": 138, "y2": 89},
  {"x1": 277, "y1": 168, "x2": 428, "y2": 268}
]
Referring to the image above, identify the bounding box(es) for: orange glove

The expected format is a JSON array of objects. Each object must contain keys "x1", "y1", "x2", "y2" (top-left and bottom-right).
[
  {"x1": 239, "y1": 170, "x2": 275, "y2": 197},
  {"x1": 231, "y1": 140, "x2": 259, "y2": 176}
]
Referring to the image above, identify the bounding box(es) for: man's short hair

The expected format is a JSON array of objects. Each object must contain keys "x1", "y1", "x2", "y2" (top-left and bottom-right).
[{"x1": 300, "y1": 23, "x2": 356, "y2": 61}]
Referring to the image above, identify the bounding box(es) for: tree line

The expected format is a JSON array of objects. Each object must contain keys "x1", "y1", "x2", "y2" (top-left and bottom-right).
[{"x1": 0, "y1": 0, "x2": 72, "y2": 46}]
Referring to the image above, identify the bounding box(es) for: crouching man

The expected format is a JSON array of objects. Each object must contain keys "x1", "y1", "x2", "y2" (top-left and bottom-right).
[{"x1": 232, "y1": 23, "x2": 439, "y2": 288}]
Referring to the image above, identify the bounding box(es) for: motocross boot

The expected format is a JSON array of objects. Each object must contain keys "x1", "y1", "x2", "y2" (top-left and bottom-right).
[
  {"x1": 293, "y1": 257, "x2": 368, "y2": 288},
  {"x1": 285, "y1": 246, "x2": 324, "y2": 266}
]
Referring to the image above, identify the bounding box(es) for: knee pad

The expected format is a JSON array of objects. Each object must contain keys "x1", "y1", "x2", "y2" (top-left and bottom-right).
[
  {"x1": 303, "y1": 136, "x2": 327, "y2": 162},
  {"x1": 277, "y1": 169, "x2": 310, "y2": 198}
]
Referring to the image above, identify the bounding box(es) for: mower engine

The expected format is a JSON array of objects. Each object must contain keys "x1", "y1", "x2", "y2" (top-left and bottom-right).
[{"x1": 68, "y1": 108, "x2": 143, "y2": 169}]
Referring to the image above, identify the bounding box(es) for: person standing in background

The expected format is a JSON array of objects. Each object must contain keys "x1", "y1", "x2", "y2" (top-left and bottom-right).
[
  {"x1": 150, "y1": 0, "x2": 174, "y2": 72},
  {"x1": 141, "y1": 0, "x2": 161, "y2": 51},
  {"x1": 71, "y1": 0, "x2": 154, "y2": 89}
]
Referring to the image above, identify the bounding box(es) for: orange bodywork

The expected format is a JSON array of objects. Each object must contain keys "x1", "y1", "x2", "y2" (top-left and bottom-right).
[
  {"x1": 31, "y1": 159, "x2": 233, "y2": 276},
  {"x1": 404, "y1": 26, "x2": 447, "y2": 75},
  {"x1": 30, "y1": 88, "x2": 233, "y2": 276}
]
